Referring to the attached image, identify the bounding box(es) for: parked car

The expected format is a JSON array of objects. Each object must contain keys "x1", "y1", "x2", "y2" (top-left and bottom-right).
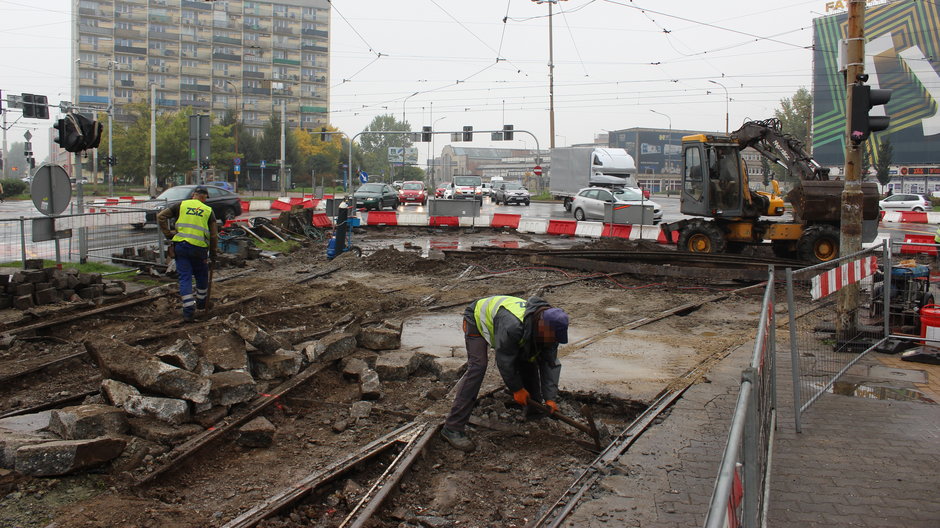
[
  {"x1": 354, "y1": 182, "x2": 400, "y2": 211},
  {"x1": 133, "y1": 184, "x2": 243, "y2": 229},
  {"x1": 398, "y1": 181, "x2": 427, "y2": 205},
  {"x1": 879, "y1": 193, "x2": 931, "y2": 212},
  {"x1": 435, "y1": 182, "x2": 451, "y2": 198},
  {"x1": 493, "y1": 181, "x2": 531, "y2": 206},
  {"x1": 570, "y1": 186, "x2": 662, "y2": 223},
  {"x1": 451, "y1": 175, "x2": 484, "y2": 203},
  {"x1": 392, "y1": 180, "x2": 404, "y2": 190}
]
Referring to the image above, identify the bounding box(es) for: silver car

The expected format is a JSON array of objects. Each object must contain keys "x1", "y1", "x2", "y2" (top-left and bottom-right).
[
  {"x1": 571, "y1": 187, "x2": 662, "y2": 223},
  {"x1": 879, "y1": 193, "x2": 930, "y2": 212}
]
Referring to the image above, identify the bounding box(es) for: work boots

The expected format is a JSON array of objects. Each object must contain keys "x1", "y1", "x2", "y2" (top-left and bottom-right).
[{"x1": 440, "y1": 427, "x2": 475, "y2": 452}]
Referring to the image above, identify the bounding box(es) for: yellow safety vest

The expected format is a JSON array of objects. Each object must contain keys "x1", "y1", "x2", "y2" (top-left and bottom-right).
[
  {"x1": 473, "y1": 295, "x2": 527, "y2": 345},
  {"x1": 172, "y1": 199, "x2": 212, "y2": 248},
  {"x1": 935, "y1": 225, "x2": 940, "y2": 244}
]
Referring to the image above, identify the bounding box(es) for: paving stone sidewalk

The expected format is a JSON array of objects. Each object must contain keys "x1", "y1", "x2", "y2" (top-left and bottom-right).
[{"x1": 561, "y1": 343, "x2": 940, "y2": 527}]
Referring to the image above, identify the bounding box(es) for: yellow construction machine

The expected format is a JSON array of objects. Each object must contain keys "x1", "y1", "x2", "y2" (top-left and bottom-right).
[{"x1": 661, "y1": 118, "x2": 880, "y2": 263}]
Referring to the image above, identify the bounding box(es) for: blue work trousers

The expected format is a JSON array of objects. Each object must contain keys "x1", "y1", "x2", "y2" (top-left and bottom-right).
[{"x1": 174, "y1": 241, "x2": 209, "y2": 317}]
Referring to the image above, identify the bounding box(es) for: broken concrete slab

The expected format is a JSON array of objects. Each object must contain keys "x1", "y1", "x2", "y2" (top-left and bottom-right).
[
  {"x1": 14, "y1": 436, "x2": 127, "y2": 477},
  {"x1": 0, "y1": 431, "x2": 60, "y2": 469},
  {"x1": 357, "y1": 326, "x2": 401, "y2": 351},
  {"x1": 374, "y1": 350, "x2": 421, "y2": 381},
  {"x1": 48, "y1": 404, "x2": 129, "y2": 440},
  {"x1": 359, "y1": 368, "x2": 383, "y2": 400},
  {"x1": 208, "y1": 370, "x2": 258, "y2": 406},
  {"x1": 0, "y1": 411, "x2": 53, "y2": 434},
  {"x1": 251, "y1": 351, "x2": 302, "y2": 380},
  {"x1": 236, "y1": 416, "x2": 276, "y2": 448},
  {"x1": 155, "y1": 340, "x2": 200, "y2": 371},
  {"x1": 85, "y1": 339, "x2": 211, "y2": 404},
  {"x1": 425, "y1": 356, "x2": 468, "y2": 382},
  {"x1": 341, "y1": 357, "x2": 369, "y2": 378},
  {"x1": 350, "y1": 401, "x2": 373, "y2": 419},
  {"x1": 305, "y1": 333, "x2": 357, "y2": 364},
  {"x1": 101, "y1": 379, "x2": 140, "y2": 408},
  {"x1": 128, "y1": 418, "x2": 204, "y2": 445},
  {"x1": 226, "y1": 313, "x2": 290, "y2": 354},
  {"x1": 202, "y1": 331, "x2": 250, "y2": 371},
  {"x1": 125, "y1": 395, "x2": 191, "y2": 426}
]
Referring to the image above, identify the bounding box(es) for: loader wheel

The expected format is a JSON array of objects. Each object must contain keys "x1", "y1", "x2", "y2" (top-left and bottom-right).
[
  {"x1": 797, "y1": 224, "x2": 840, "y2": 263},
  {"x1": 677, "y1": 221, "x2": 726, "y2": 254}
]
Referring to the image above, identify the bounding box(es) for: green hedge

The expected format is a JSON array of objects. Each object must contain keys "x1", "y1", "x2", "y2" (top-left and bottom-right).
[{"x1": 0, "y1": 179, "x2": 27, "y2": 199}]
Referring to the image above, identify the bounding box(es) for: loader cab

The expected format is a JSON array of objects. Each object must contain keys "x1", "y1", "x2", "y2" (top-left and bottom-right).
[{"x1": 680, "y1": 135, "x2": 744, "y2": 218}]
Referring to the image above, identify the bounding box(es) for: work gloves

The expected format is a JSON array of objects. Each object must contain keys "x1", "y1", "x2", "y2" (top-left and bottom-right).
[
  {"x1": 513, "y1": 388, "x2": 530, "y2": 407},
  {"x1": 166, "y1": 243, "x2": 175, "y2": 260},
  {"x1": 545, "y1": 400, "x2": 559, "y2": 414}
]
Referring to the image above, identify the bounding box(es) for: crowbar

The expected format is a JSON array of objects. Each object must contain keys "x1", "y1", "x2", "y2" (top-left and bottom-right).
[{"x1": 527, "y1": 397, "x2": 602, "y2": 450}]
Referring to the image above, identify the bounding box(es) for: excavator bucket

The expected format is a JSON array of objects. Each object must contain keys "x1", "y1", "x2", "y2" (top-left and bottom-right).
[{"x1": 787, "y1": 180, "x2": 881, "y2": 223}]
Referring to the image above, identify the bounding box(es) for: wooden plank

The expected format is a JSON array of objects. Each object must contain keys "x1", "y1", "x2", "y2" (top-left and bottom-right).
[
  {"x1": 0, "y1": 351, "x2": 89, "y2": 385},
  {"x1": 5, "y1": 290, "x2": 169, "y2": 336}
]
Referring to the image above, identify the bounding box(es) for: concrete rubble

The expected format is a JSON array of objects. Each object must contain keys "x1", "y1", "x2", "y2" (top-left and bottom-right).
[
  {"x1": 0, "y1": 262, "x2": 127, "y2": 310},
  {"x1": 236, "y1": 417, "x2": 276, "y2": 448}
]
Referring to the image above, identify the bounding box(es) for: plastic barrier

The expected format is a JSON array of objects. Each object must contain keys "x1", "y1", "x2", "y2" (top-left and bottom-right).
[
  {"x1": 429, "y1": 216, "x2": 460, "y2": 227},
  {"x1": 490, "y1": 213, "x2": 522, "y2": 229},
  {"x1": 546, "y1": 219, "x2": 578, "y2": 236},
  {"x1": 900, "y1": 234, "x2": 937, "y2": 256}
]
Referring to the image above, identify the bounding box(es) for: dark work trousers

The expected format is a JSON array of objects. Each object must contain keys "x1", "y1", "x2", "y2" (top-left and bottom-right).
[
  {"x1": 444, "y1": 319, "x2": 488, "y2": 432},
  {"x1": 173, "y1": 241, "x2": 209, "y2": 318}
]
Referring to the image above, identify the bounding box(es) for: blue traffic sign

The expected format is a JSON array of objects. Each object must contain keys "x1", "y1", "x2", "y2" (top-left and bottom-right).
[
  {"x1": 234, "y1": 157, "x2": 241, "y2": 165},
  {"x1": 260, "y1": 160, "x2": 266, "y2": 168},
  {"x1": 234, "y1": 164, "x2": 241, "y2": 171}
]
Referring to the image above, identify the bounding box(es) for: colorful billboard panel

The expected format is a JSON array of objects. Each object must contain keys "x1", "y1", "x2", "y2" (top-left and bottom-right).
[{"x1": 813, "y1": 0, "x2": 940, "y2": 165}]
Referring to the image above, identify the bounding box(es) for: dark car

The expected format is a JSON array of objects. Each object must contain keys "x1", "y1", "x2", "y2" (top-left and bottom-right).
[
  {"x1": 133, "y1": 184, "x2": 243, "y2": 229},
  {"x1": 354, "y1": 183, "x2": 400, "y2": 211},
  {"x1": 493, "y1": 181, "x2": 531, "y2": 206}
]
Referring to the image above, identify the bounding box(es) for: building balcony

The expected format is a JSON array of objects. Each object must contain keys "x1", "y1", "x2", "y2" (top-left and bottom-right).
[
  {"x1": 78, "y1": 95, "x2": 110, "y2": 105},
  {"x1": 79, "y1": 25, "x2": 112, "y2": 37},
  {"x1": 156, "y1": 99, "x2": 178, "y2": 107},
  {"x1": 119, "y1": 79, "x2": 136, "y2": 87},
  {"x1": 273, "y1": 58, "x2": 300, "y2": 66},
  {"x1": 243, "y1": 71, "x2": 265, "y2": 79},
  {"x1": 301, "y1": 29, "x2": 328, "y2": 38},
  {"x1": 181, "y1": 1, "x2": 212, "y2": 11},
  {"x1": 114, "y1": 45, "x2": 147, "y2": 55},
  {"x1": 213, "y1": 36, "x2": 242, "y2": 46},
  {"x1": 245, "y1": 87, "x2": 270, "y2": 96},
  {"x1": 301, "y1": 105, "x2": 328, "y2": 113},
  {"x1": 272, "y1": 26, "x2": 296, "y2": 36},
  {"x1": 113, "y1": 28, "x2": 143, "y2": 39},
  {"x1": 184, "y1": 100, "x2": 211, "y2": 109},
  {"x1": 149, "y1": 14, "x2": 172, "y2": 24},
  {"x1": 149, "y1": 31, "x2": 180, "y2": 41},
  {"x1": 212, "y1": 52, "x2": 241, "y2": 62},
  {"x1": 243, "y1": 23, "x2": 270, "y2": 32},
  {"x1": 301, "y1": 44, "x2": 328, "y2": 53}
]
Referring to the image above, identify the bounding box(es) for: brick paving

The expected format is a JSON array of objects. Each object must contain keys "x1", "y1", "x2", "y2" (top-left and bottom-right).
[{"x1": 562, "y1": 343, "x2": 940, "y2": 527}]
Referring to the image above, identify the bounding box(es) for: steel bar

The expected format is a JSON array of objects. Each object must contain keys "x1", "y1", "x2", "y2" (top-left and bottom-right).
[
  {"x1": 0, "y1": 390, "x2": 98, "y2": 419},
  {"x1": 531, "y1": 255, "x2": 778, "y2": 281},
  {"x1": 2, "y1": 289, "x2": 169, "y2": 335},
  {"x1": 0, "y1": 351, "x2": 89, "y2": 385},
  {"x1": 222, "y1": 422, "x2": 422, "y2": 528}
]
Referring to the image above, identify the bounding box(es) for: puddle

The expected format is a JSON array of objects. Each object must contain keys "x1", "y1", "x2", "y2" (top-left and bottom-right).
[
  {"x1": 700, "y1": 331, "x2": 718, "y2": 337},
  {"x1": 829, "y1": 381, "x2": 936, "y2": 403},
  {"x1": 400, "y1": 314, "x2": 464, "y2": 358}
]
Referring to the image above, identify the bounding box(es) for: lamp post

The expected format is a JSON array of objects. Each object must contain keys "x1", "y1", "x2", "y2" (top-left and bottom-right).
[
  {"x1": 650, "y1": 109, "x2": 672, "y2": 177},
  {"x1": 401, "y1": 92, "x2": 419, "y2": 181},
  {"x1": 224, "y1": 80, "x2": 240, "y2": 157},
  {"x1": 531, "y1": 0, "x2": 568, "y2": 149},
  {"x1": 709, "y1": 80, "x2": 729, "y2": 134},
  {"x1": 430, "y1": 116, "x2": 446, "y2": 189}
]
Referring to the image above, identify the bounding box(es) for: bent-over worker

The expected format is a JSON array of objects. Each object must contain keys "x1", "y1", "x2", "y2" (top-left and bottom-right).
[
  {"x1": 441, "y1": 295, "x2": 570, "y2": 452},
  {"x1": 157, "y1": 186, "x2": 219, "y2": 322}
]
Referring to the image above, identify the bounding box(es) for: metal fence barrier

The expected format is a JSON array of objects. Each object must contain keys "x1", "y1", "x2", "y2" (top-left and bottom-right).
[
  {"x1": 1, "y1": 202, "x2": 165, "y2": 268},
  {"x1": 704, "y1": 267, "x2": 777, "y2": 528},
  {"x1": 785, "y1": 244, "x2": 886, "y2": 433}
]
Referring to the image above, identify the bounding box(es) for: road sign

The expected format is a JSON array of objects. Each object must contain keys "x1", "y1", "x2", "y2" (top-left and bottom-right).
[
  {"x1": 234, "y1": 157, "x2": 241, "y2": 165},
  {"x1": 24, "y1": 130, "x2": 32, "y2": 141},
  {"x1": 234, "y1": 164, "x2": 241, "y2": 172},
  {"x1": 261, "y1": 160, "x2": 267, "y2": 169},
  {"x1": 31, "y1": 164, "x2": 72, "y2": 216},
  {"x1": 533, "y1": 165, "x2": 543, "y2": 176}
]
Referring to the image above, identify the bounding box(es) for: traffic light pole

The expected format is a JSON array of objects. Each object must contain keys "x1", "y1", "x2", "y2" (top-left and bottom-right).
[{"x1": 837, "y1": 0, "x2": 866, "y2": 340}]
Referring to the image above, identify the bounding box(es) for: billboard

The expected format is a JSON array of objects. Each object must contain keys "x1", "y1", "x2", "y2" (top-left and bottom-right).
[
  {"x1": 387, "y1": 147, "x2": 419, "y2": 164},
  {"x1": 608, "y1": 129, "x2": 686, "y2": 175},
  {"x1": 812, "y1": 0, "x2": 940, "y2": 165}
]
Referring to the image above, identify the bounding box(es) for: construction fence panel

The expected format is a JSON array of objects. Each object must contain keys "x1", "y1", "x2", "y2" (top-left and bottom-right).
[
  {"x1": 882, "y1": 237, "x2": 939, "y2": 355},
  {"x1": 0, "y1": 205, "x2": 165, "y2": 268},
  {"x1": 704, "y1": 267, "x2": 777, "y2": 528},
  {"x1": 785, "y1": 244, "x2": 886, "y2": 433}
]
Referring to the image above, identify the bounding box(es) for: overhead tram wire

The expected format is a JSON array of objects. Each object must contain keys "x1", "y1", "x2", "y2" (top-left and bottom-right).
[
  {"x1": 558, "y1": 3, "x2": 592, "y2": 78},
  {"x1": 328, "y1": 0, "x2": 387, "y2": 84}
]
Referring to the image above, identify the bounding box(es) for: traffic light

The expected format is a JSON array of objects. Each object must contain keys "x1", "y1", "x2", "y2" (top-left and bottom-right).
[
  {"x1": 421, "y1": 126, "x2": 432, "y2": 142},
  {"x1": 462, "y1": 125, "x2": 473, "y2": 142},
  {"x1": 53, "y1": 118, "x2": 79, "y2": 152},
  {"x1": 21, "y1": 93, "x2": 49, "y2": 119},
  {"x1": 54, "y1": 115, "x2": 97, "y2": 153},
  {"x1": 849, "y1": 83, "x2": 891, "y2": 144},
  {"x1": 80, "y1": 116, "x2": 103, "y2": 149},
  {"x1": 320, "y1": 127, "x2": 328, "y2": 142},
  {"x1": 503, "y1": 124, "x2": 514, "y2": 141}
]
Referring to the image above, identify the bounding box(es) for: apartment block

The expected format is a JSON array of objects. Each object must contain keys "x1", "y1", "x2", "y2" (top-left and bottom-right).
[{"x1": 72, "y1": 0, "x2": 331, "y2": 137}]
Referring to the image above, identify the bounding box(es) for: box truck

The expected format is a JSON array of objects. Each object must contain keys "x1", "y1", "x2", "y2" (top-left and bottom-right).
[{"x1": 548, "y1": 147, "x2": 639, "y2": 211}]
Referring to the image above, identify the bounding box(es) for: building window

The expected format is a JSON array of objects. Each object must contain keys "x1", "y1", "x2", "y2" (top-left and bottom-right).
[
  {"x1": 115, "y1": 89, "x2": 133, "y2": 98},
  {"x1": 181, "y1": 59, "x2": 199, "y2": 68},
  {"x1": 149, "y1": 41, "x2": 166, "y2": 51}
]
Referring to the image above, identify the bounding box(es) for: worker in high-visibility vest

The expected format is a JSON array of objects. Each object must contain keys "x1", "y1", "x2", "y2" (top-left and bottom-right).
[
  {"x1": 441, "y1": 295, "x2": 570, "y2": 452},
  {"x1": 157, "y1": 186, "x2": 219, "y2": 322}
]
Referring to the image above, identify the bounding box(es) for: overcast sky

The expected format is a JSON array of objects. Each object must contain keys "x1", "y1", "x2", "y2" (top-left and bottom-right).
[{"x1": 0, "y1": 0, "x2": 842, "y2": 162}]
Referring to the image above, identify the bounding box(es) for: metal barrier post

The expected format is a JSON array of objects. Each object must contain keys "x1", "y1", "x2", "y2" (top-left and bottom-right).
[
  {"x1": 786, "y1": 267, "x2": 802, "y2": 433},
  {"x1": 742, "y1": 366, "x2": 759, "y2": 527},
  {"x1": 882, "y1": 241, "x2": 890, "y2": 339},
  {"x1": 18, "y1": 217, "x2": 27, "y2": 268}
]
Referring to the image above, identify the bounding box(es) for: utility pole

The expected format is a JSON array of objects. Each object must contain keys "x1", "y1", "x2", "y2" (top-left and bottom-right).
[
  {"x1": 837, "y1": 0, "x2": 866, "y2": 339},
  {"x1": 2, "y1": 106, "x2": 8, "y2": 180},
  {"x1": 107, "y1": 60, "x2": 115, "y2": 196},
  {"x1": 532, "y1": 0, "x2": 567, "y2": 150},
  {"x1": 150, "y1": 83, "x2": 157, "y2": 195}
]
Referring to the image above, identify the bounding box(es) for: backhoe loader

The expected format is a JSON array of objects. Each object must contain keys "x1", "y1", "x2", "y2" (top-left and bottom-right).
[{"x1": 661, "y1": 118, "x2": 880, "y2": 263}]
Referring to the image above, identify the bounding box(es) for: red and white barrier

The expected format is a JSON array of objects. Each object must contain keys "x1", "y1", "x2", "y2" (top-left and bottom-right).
[{"x1": 810, "y1": 255, "x2": 878, "y2": 300}]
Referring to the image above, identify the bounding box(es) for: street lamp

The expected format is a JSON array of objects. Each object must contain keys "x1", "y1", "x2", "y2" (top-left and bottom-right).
[
  {"x1": 709, "y1": 80, "x2": 729, "y2": 134},
  {"x1": 430, "y1": 116, "x2": 446, "y2": 189},
  {"x1": 401, "y1": 91, "x2": 419, "y2": 181},
  {"x1": 650, "y1": 109, "x2": 672, "y2": 179},
  {"x1": 531, "y1": 0, "x2": 568, "y2": 149},
  {"x1": 224, "y1": 80, "x2": 240, "y2": 157}
]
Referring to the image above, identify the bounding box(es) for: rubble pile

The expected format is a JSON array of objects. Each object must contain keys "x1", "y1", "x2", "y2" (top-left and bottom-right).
[
  {"x1": 0, "y1": 260, "x2": 126, "y2": 310},
  {"x1": 0, "y1": 312, "x2": 467, "y2": 478}
]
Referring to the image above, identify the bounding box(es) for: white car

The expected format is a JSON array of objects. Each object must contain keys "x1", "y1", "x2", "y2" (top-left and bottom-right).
[
  {"x1": 571, "y1": 187, "x2": 662, "y2": 224},
  {"x1": 879, "y1": 193, "x2": 931, "y2": 212}
]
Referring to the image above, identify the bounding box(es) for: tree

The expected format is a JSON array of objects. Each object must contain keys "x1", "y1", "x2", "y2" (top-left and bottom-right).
[
  {"x1": 774, "y1": 87, "x2": 813, "y2": 149},
  {"x1": 874, "y1": 138, "x2": 893, "y2": 188},
  {"x1": 358, "y1": 114, "x2": 412, "y2": 181},
  {"x1": 293, "y1": 126, "x2": 344, "y2": 189}
]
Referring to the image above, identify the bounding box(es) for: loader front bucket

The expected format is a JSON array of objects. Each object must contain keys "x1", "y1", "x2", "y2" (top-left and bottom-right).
[{"x1": 786, "y1": 180, "x2": 880, "y2": 223}]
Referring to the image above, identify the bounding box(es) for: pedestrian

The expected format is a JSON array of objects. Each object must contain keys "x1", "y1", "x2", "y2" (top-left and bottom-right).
[
  {"x1": 0, "y1": 180, "x2": 4, "y2": 202},
  {"x1": 157, "y1": 186, "x2": 219, "y2": 323},
  {"x1": 441, "y1": 295, "x2": 570, "y2": 452}
]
